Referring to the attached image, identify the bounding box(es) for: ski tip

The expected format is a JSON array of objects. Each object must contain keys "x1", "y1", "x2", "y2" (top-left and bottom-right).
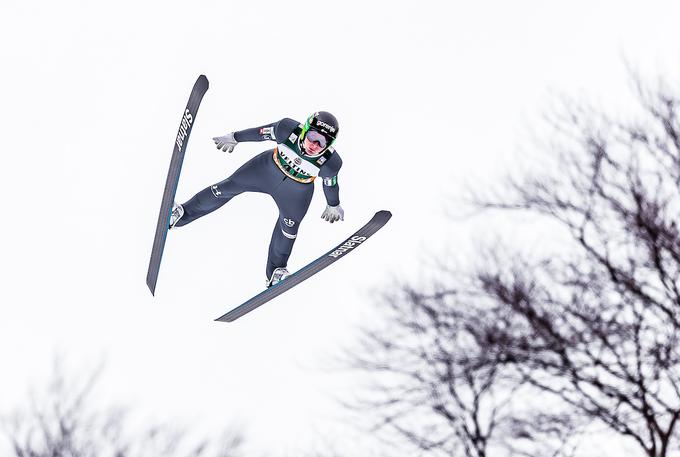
[
  {"x1": 197, "y1": 74, "x2": 209, "y2": 87},
  {"x1": 375, "y1": 210, "x2": 392, "y2": 220}
]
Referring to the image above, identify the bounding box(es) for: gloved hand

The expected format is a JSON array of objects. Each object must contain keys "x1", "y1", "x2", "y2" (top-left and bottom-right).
[
  {"x1": 321, "y1": 204, "x2": 344, "y2": 223},
  {"x1": 212, "y1": 132, "x2": 237, "y2": 153}
]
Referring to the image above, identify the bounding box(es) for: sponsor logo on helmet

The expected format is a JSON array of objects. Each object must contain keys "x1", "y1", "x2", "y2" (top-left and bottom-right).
[
  {"x1": 176, "y1": 109, "x2": 194, "y2": 150},
  {"x1": 328, "y1": 236, "x2": 367, "y2": 258},
  {"x1": 315, "y1": 121, "x2": 336, "y2": 133}
]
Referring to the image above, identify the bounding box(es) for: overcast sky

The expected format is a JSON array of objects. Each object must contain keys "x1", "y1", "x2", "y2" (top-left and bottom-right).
[{"x1": 1, "y1": 0, "x2": 679, "y2": 455}]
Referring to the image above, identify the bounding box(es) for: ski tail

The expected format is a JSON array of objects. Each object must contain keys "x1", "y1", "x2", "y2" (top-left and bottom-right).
[
  {"x1": 146, "y1": 75, "x2": 209, "y2": 295},
  {"x1": 215, "y1": 210, "x2": 392, "y2": 322}
]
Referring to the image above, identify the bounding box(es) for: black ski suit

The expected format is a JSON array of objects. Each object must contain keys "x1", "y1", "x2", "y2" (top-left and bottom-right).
[{"x1": 175, "y1": 117, "x2": 343, "y2": 279}]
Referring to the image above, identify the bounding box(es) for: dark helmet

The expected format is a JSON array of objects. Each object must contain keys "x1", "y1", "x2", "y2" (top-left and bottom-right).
[{"x1": 304, "y1": 111, "x2": 339, "y2": 141}]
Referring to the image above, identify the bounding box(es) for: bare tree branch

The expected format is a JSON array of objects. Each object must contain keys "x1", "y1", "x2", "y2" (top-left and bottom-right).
[
  {"x1": 347, "y1": 68, "x2": 680, "y2": 457},
  {"x1": 1, "y1": 360, "x2": 243, "y2": 457}
]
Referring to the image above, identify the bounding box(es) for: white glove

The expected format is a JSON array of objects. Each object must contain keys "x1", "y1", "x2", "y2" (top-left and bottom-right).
[
  {"x1": 212, "y1": 132, "x2": 237, "y2": 153},
  {"x1": 321, "y1": 204, "x2": 344, "y2": 223}
]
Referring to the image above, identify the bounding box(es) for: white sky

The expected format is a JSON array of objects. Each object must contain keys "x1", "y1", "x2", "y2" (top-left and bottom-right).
[{"x1": 1, "y1": 0, "x2": 679, "y2": 455}]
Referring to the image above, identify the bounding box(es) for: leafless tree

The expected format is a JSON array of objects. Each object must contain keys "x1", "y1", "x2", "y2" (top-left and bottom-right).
[
  {"x1": 2, "y1": 360, "x2": 242, "y2": 457},
  {"x1": 349, "y1": 70, "x2": 680, "y2": 457},
  {"x1": 349, "y1": 277, "x2": 583, "y2": 457}
]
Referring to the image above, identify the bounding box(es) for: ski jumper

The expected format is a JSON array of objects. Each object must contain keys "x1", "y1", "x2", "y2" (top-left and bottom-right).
[{"x1": 175, "y1": 118, "x2": 343, "y2": 278}]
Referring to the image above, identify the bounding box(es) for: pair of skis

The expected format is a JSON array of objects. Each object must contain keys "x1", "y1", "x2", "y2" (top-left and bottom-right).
[{"x1": 146, "y1": 76, "x2": 391, "y2": 322}]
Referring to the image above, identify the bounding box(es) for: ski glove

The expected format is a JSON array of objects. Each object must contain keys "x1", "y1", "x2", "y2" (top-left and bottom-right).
[
  {"x1": 321, "y1": 204, "x2": 344, "y2": 223},
  {"x1": 213, "y1": 132, "x2": 237, "y2": 153}
]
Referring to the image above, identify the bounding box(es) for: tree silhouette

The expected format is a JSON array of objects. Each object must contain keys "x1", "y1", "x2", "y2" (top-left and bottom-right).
[
  {"x1": 350, "y1": 70, "x2": 680, "y2": 457},
  {"x1": 3, "y1": 360, "x2": 242, "y2": 457}
]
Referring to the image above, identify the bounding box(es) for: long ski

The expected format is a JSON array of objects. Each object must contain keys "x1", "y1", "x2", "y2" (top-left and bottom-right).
[
  {"x1": 146, "y1": 75, "x2": 209, "y2": 295},
  {"x1": 215, "y1": 210, "x2": 392, "y2": 322}
]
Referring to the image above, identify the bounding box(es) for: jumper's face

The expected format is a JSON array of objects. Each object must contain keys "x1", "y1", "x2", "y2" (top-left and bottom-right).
[
  {"x1": 302, "y1": 129, "x2": 331, "y2": 155},
  {"x1": 303, "y1": 137, "x2": 323, "y2": 155}
]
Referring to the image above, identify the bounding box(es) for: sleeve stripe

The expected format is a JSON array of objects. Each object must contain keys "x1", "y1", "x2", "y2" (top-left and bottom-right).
[{"x1": 323, "y1": 176, "x2": 338, "y2": 186}]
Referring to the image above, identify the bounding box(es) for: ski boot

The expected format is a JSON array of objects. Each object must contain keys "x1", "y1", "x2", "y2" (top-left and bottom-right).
[
  {"x1": 266, "y1": 267, "x2": 290, "y2": 288},
  {"x1": 169, "y1": 202, "x2": 184, "y2": 229}
]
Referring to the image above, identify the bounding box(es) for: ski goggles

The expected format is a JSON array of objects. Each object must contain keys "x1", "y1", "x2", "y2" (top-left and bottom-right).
[{"x1": 305, "y1": 129, "x2": 331, "y2": 149}]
